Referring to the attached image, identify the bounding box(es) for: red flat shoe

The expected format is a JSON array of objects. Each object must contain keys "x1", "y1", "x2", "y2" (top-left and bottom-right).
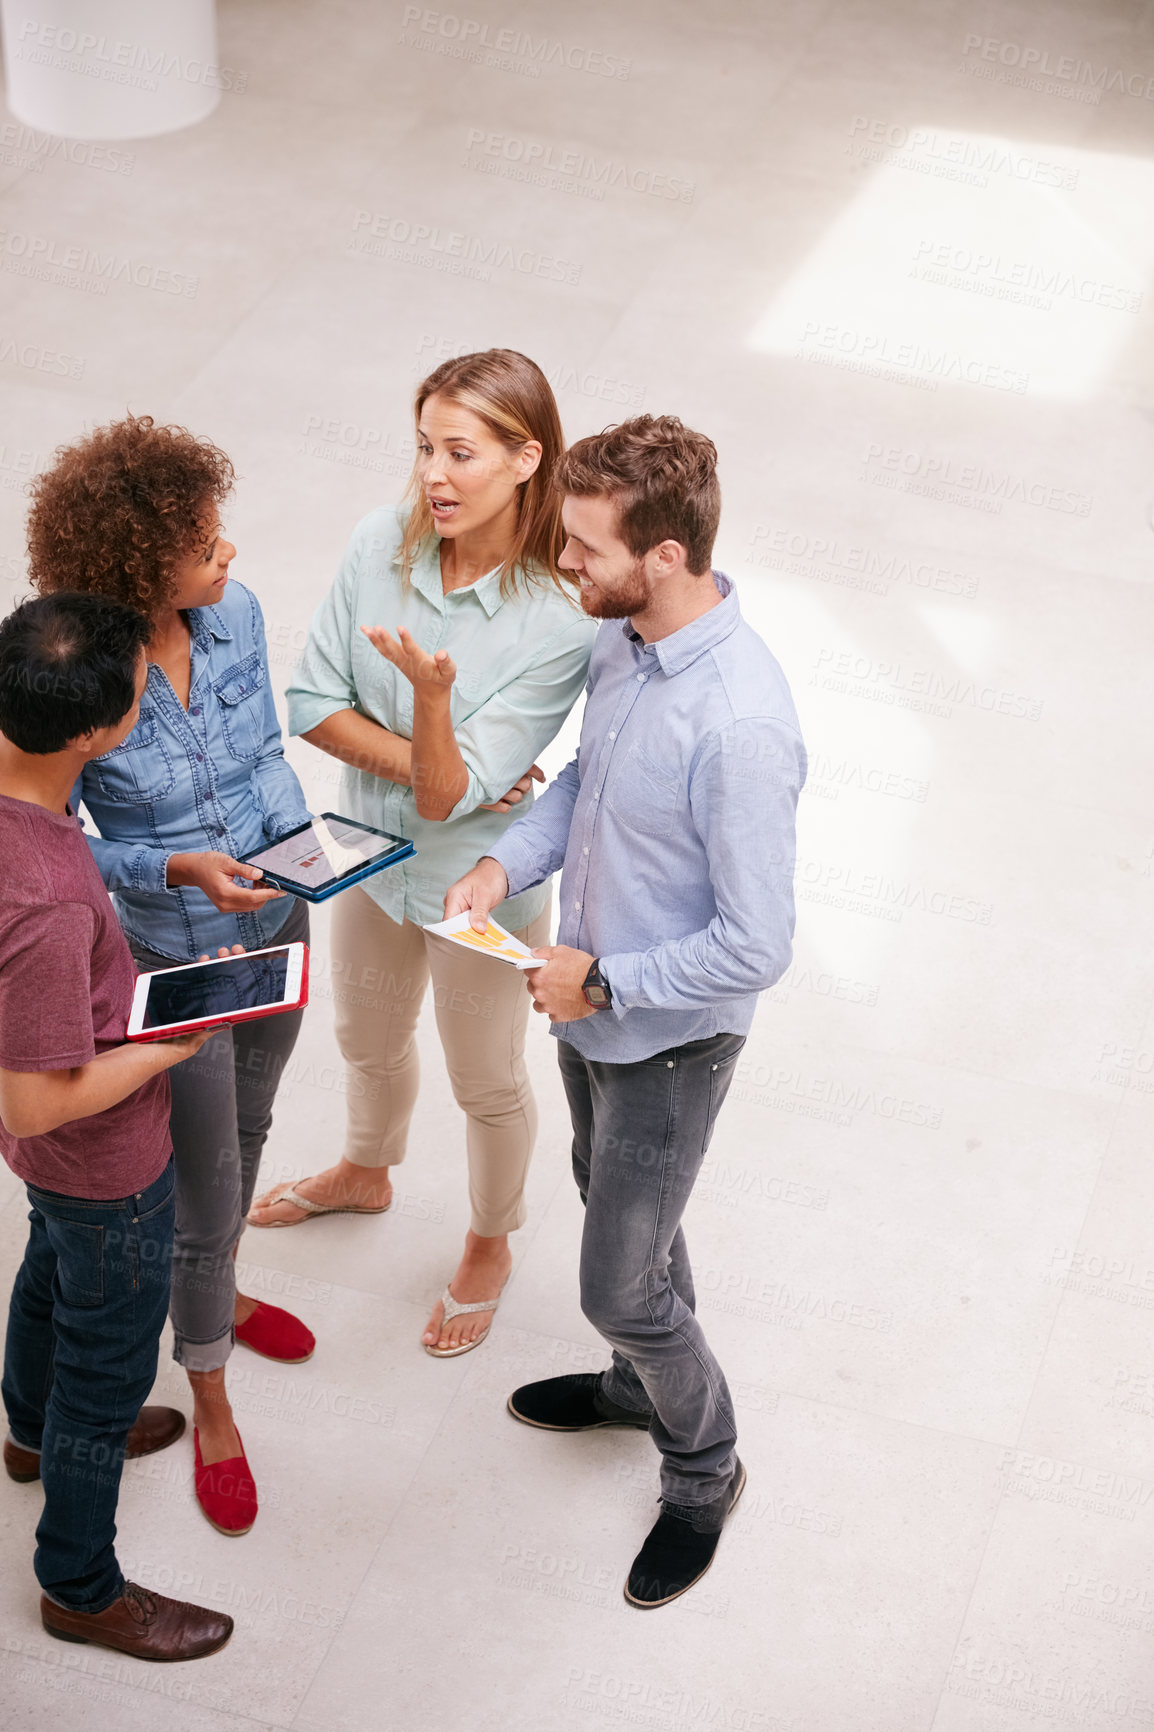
[
  {"x1": 234, "y1": 1298, "x2": 315, "y2": 1363},
  {"x1": 194, "y1": 1428, "x2": 258, "y2": 1536}
]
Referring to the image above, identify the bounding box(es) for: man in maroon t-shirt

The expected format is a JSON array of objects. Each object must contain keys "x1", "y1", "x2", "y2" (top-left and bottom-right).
[{"x1": 0, "y1": 594, "x2": 232, "y2": 1662}]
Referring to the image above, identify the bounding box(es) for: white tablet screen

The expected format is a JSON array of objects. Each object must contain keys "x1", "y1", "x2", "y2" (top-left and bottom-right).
[{"x1": 250, "y1": 818, "x2": 398, "y2": 891}]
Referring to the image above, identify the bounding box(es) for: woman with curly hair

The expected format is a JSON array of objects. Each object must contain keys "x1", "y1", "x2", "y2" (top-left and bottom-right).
[
  {"x1": 26, "y1": 414, "x2": 315, "y2": 1536},
  {"x1": 249, "y1": 350, "x2": 596, "y2": 1360}
]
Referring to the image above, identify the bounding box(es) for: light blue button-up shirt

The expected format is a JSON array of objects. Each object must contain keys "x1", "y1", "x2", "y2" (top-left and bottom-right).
[
  {"x1": 488, "y1": 573, "x2": 807, "y2": 1062},
  {"x1": 286, "y1": 506, "x2": 596, "y2": 929},
  {"x1": 76, "y1": 580, "x2": 312, "y2": 962}
]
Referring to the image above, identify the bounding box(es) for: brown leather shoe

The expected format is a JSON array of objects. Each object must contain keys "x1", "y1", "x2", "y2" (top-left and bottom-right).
[
  {"x1": 4, "y1": 1406, "x2": 186, "y2": 1483},
  {"x1": 41, "y1": 1581, "x2": 233, "y2": 1662}
]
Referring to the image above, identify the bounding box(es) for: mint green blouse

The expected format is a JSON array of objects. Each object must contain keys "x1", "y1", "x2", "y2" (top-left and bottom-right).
[{"x1": 286, "y1": 506, "x2": 596, "y2": 929}]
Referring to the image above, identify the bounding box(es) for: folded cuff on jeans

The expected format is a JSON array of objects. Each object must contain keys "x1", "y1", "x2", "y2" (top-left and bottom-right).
[{"x1": 171, "y1": 1325, "x2": 235, "y2": 1374}]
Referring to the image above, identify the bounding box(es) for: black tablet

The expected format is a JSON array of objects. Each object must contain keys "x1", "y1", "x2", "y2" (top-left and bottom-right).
[{"x1": 241, "y1": 814, "x2": 415, "y2": 903}]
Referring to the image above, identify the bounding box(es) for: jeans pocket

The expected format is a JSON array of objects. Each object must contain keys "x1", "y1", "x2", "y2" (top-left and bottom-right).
[
  {"x1": 46, "y1": 1220, "x2": 105, "y2": 1308},
  {"x1": 136, "y1": 1174, "x2": 176, "y2": 1223},
  {"x1": 705, "y1": 1038, "x2": 745, "y2": 1138}
]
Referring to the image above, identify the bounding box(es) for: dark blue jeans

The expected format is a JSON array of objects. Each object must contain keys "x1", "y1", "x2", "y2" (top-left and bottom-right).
[
  {"x1": 2, "y1": 1156, "x2": 175, "y2": 1612},
  {"x1": 557, "y1": 1031, "x2": 745, "y2": 1509}
]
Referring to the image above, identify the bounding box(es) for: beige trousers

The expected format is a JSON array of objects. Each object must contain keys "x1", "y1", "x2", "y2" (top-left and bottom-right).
[{"x1": 330, "y1": 887, "x2": 550, "y2": 1236}]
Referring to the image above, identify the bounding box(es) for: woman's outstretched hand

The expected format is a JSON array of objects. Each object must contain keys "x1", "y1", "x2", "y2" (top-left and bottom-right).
[{"x1": 362, "y1": 624, "x2": 456, "y2": 692}]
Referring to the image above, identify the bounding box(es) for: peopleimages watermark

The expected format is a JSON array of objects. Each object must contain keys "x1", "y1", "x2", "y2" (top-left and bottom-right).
[
  {"x1": 748, "y1": 523, "x2": 978, "y2": 599},
  {"x1": 999, "y1": 1448, "x2": 1154, "y2": 1522},
  {"x1": 297, "y1": 413, "x2": 414, "y2": 478},
  {"x1": 961, "y1": 34, "x2": 1154, "y2": 102},
  {"x1": 0, "y1": 333, "x2": 84, "y2": 381},
  {"x1": 733, "y1": 1054, "x2": 943, "y2": 1127},
  {"x1": 859, "y1": 442, "x2": 1093, "y2": 518},
  {"x1": 1061, "y1": 1569, "x2": 1154, "y2": 1635},
  {"x1": 12, "y1": 19, "x2": 247, "y2": 91},
  {"x1": 562, "y1": 1668, "x2": 800, "y2": 1731},
  {"x1": 810, "y1": 645, "x2": 1044, "y2": 724},
  {"x1": 805, "y1": 752, "x2": 929, "y2": 804},
  {"x1": 911, "y1": 240, "x2": 1142, "y2": 314},
  {"x1": 463, "y1": 128, "x2": 694, "y2": 202},
  {"x1": 847, "y1": 115, "x2": 1079, "y2": 186},
  {"x1": 0, "y1": 228, "x2": 197, "y2": 297},
  {"x1": 796, "y1": 322, "x2": 1028, "y2": 395},
  {"x1": 399, "y1": 7, "x2": 631, "y2": 79},
  {"x1": 794, "y1": 853, "x2": 994, "y2": 925},
  {"x1": 347, "y1": 208, "x2": 581, "y2": 286},
  {"x1": 697, "y1": 1266, "x2": 894, "y2": 1334},
  {"x1": 764, "y1": 961, "x2": 880, "y2": 1009},
  {"x1": 947, "y1": 1642, "x2": 1154, "y2": 1719},
  {"x1": 1093, "y1": 1039, "x2": 1154, "y2": 1093},
  {"x1": 0, "y1": 122, "x2": 133, "y2": 177},
  {"x1": 1044, "y1": 1246, "x2": 1154, "y2": 1309}
]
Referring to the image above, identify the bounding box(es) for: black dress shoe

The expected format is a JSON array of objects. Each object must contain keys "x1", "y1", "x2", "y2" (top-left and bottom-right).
[
  {"x1": 507, "y1": 1373, "x2": 653, "y2": 1431},
  {"x1": 625, "y1": 1457, "x2": 746, "y2": 1609}
]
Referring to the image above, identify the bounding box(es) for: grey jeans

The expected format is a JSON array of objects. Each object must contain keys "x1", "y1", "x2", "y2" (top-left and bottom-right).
[
  {"x1": 127, "y1": 897, "x2": 309, "y2": 1372},
  {"x1": 557, "y1": 1030, "x2": 746, "y2": 1509}
]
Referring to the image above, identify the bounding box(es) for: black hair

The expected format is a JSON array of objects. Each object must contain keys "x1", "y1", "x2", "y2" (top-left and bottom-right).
[{"x1": 0, "y1": 592, "x2": 150, "y2": 754}]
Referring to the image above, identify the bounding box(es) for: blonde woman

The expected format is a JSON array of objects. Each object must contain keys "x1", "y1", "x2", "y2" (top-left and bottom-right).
[{"x1": 249, "y1": 350, "x2": 595, "y2": 1356}]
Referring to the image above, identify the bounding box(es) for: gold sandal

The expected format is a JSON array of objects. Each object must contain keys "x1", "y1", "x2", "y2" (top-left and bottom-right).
[
  {"x1": 424, "y1": 1286, "x2": 504, "y2": 1358},
  {"x1": 247, "y1": 1183, "x2": 392, "y2": 1229}
]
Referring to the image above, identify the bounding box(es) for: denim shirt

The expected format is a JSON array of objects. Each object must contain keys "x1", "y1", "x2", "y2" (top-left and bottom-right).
[
  {"x1": 489, "y1": 573, "x2": 807, "y2": 1063},
  {"x1": 76, "y1": 580, "x2": 312, "y2": 962}
]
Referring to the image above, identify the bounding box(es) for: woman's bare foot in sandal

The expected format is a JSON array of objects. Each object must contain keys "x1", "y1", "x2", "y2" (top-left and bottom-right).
[
  {"x1": 248, "y1": 1159, "x2": 393, "y2": 1227},
  {"x1": 423, "y1": 1230, "x2": 512, "y2": 1352}
]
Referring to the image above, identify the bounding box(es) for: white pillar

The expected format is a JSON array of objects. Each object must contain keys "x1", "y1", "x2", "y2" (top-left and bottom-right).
[{"x1": 0, "y1": 0, "x2": 222, "y2": 139}]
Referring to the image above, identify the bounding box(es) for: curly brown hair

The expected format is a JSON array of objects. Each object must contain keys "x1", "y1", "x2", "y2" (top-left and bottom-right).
[{"x1": 26, "y1": 414, "x2": 235, "y2": 619}]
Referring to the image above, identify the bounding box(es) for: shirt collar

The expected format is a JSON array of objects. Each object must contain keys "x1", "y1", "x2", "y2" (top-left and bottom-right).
[
  {"x1": 189, "y1": 603, "x2": 233, "y2": 646},
  {"x1": 408, "y1": 541, "x2": 506, "y2": 618},
  {"x1": 623, "y1": 572, "x2": 739, "y2": 675}
]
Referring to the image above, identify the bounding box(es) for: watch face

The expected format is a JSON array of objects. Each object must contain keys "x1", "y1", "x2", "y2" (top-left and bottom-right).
[{"x1": 585, "y1": 984, "x2": 610, "y2": 1007}]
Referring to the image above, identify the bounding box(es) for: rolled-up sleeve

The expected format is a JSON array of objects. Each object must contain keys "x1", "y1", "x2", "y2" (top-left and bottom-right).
[
  {"x1": 286, "y1": 524, "x2": 363, "y2": 739},
  {"x1": 601, "y1": 717, "x2": 805, "y2": 1012},
  {"x1": 443, "y1": 620, "x2": 593, "y2": 821},
  {"x1": 72, "y1": 775, "x2": 175, "y2": 894}
]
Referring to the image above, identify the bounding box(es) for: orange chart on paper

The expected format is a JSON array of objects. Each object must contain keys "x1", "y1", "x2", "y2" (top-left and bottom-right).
[{"x1": 451, "y1": 921, "x2": 530, "y2": 961}]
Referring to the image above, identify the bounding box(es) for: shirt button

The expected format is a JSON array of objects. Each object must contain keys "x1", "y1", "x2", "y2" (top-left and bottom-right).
[
  {"x1": 609, "y1": 731, "x2": 616, "y2": 740},
  {"x1": 191, "y1": 706, "x2": 201, "y2": 717},
  {"x1": 214, "y1": 827, "x2": 224, "y2": 837},
  {"x1": 196, "y1": 753, "x2": 204, "y2": 762},
  {"x1": 583, "y1": 847, "x2": 589, "y2": 855},
  {"x1": 636, "y1": 673, "x2": 646, "y2": 683}
]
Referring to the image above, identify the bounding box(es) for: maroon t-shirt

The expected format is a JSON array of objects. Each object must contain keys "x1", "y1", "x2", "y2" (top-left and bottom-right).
[{"x1": 0, "y1": 792, "x2": 170, "y2": 1199}]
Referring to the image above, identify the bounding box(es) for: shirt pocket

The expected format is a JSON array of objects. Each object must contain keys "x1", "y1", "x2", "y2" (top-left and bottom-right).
[
  {"x1": 212, "y1": 653, "x2": 267, "y2": 762},
  {"x1": 605, "y1": 742, "x2": 681, "y2": 838},
  {"x1": 92, "y1": 711, "x2": 177, "y2": 805}
]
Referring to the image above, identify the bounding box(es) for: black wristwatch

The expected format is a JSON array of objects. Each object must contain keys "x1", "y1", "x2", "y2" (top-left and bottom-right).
[{"x1": 582, "y1": 959, "x2": 612, "y2": 1009}]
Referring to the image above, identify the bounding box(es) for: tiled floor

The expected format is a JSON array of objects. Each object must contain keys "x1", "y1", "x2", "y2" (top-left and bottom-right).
[{"x1": 1, "y1": 2, "x2": 1153, "y2": 1727}]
